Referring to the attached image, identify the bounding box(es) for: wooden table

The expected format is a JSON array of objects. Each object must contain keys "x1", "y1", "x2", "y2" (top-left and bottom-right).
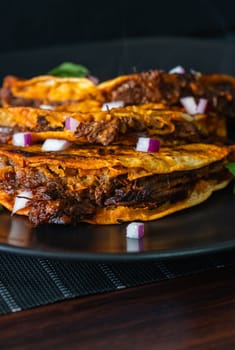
[{"x1": 1, "y1": 265, "x2": 235, "y2": 349}]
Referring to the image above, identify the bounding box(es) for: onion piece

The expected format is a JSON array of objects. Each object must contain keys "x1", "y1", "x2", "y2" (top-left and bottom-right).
[
  {"x1": 126, "y1": 222, "x2": 145, "y2": 239},
  {"x1": 180, "y1": 97, "x2": 197, "y2": 114},
  {"x1": 12, "y1": 132, "x2": 33, "y2": 147},
  {"x1": 86, "y1": 74, "x2": 99, "y2": 85},
  {"x1": 65, "y1": 117, "x2": 80, "y2": 132},
  {"x1": 101, "y1": 100, "x2": 124, "y2": 111},
  {"x1": 39, "y1": 104, "x2": 55, "y2": 110},
  {"x1": 196, "y1": 98, "x2": 208, "y2": 114},
  {"x1": 169, "y1": 65, "x2": 185, "y2": 74},
  {"x1": 180, "y1": 96, "x2": 208, "y2": 115},
  {"x1": 12, "y1": 191, "x2": 33, "y2": 215},
  {"x1": 42, "y1": 139, "x2": 71, "y2": 151},
  {"x1": 136, "y1": 137, "x2": 160, "y2": 153}
]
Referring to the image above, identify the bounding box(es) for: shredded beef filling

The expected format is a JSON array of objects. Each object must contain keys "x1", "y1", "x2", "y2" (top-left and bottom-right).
[
  {"x1": 104, "y1": 71, "x2": 235, "y2": 119},
  {"x1": 0, "y1": 126, "x2": 15, "y2": 144},
  {"x1": 0, "y1": 158, "x2": 230, "y2": 225},
  {"x1": 74, "y1": 117, "x2": 206, "y2": 146},
  {"x1": 0, "y1": 116, "x2": 205, "y2": 146}
]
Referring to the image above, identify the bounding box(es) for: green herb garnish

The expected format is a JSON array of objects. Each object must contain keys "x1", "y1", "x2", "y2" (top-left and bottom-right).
[
  {"x1": 48, "y1": 62, "x2": 90, "y2": 77},
  {"x1": 225, "y1": 162, "x2": 235, "y2": 194},
  {"x1": 225, "y1": 162, "x2": 235, "y2": 175}
]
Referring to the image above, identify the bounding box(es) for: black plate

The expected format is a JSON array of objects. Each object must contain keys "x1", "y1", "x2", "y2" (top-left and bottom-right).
[{"x1": 1, "y1": 36, "x2": 235, "y2": 261}]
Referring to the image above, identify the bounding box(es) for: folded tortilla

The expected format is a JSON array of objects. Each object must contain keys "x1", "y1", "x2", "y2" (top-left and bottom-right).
[
  {"x1": 0, "y1": 75, "x2": 104, "y2": 108},
  {"x1": 1, "y1": 71, "x2": 235, "y2": 121},
  {"x1": 0, "y1": 70, "x2": 233, "y2": 227},
  {"x1": 0, "y1": 142, "x2": 232, "y2": 225},
  {"x1": 98, "y1": 71, "x2": 235, "y2": 120},
  {"x1": 0, "y1": 105, "x2": 227, "y2": 146}
]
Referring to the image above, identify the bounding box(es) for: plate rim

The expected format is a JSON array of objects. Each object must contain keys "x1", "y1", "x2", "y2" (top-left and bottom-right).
[{"x1": 0, "y1": 237, "x2": 235, "y2": 261}]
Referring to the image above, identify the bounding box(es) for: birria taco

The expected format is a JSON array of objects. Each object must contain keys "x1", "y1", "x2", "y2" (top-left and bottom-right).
[
  {"x1": 0, "y1": 105, "x2": 227, "y2": 146},
  {"x1": 2, "y1": 70, "x2": 235, "y2": 121},
  {"x1": 0, "y1": 142, "x2": 232, "y2": 225}
]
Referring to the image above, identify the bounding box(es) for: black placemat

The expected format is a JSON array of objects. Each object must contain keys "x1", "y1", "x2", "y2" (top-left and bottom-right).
[{"x1": 0, "y1": 249, "x2": 235, "y2": 315}]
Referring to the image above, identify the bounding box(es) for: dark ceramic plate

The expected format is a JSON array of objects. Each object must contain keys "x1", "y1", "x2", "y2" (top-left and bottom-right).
[{"x1": 1, "y1": 37, "x2": 235, "y2": 261}]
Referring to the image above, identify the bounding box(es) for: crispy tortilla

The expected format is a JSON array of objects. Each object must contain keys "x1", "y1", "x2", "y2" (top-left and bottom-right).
[
  {"x1": 0, "y1": 75, "x2": 104, "y2": 108},
  {"x1": 98, "y1": 71, "x2": 235, "y2": 119},
  {"x1": 0, "y1": 142, "x2": 232, "y2": 225},
  {"x1": 0, "y1": 105, "x2": 227, "y2": 146},
  {"x1": 0, "y1": 69, "x2": 234, "y2": 226},
  {"x1": 2, "y1": 71, "x2": 235, "y2": 120}
]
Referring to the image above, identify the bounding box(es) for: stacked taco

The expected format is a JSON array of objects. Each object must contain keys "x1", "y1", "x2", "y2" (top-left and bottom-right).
[{"x1": 0, "y1": 68, "x2": 234, "y2": 225}]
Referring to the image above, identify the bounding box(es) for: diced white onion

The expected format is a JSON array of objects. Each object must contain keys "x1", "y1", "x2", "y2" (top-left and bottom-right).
[
  {"x1": 180, "y1": 97, "x2": 198, "y2": 114},
  {"x1": 65, "y1": 117, "x2": 80, "y2": 132},
  {"x1": 180, "y1": 96, "x2": 208, "y2": 115},
  {"x1": 12, "y1": 132, "x2": 33, "y2": 147},
  {"x1": 136, "y1": 137, "x2": 160, "y2": 153},
  {"x1": 86, "y1": 74, "x2": 99, "y2": 85},
  {"x1": 39, "y1": 104, "x2": 55, "y2": 110},
  {"x1": 169, "y1": 65, "x2": 185, "y2": 74},
  {"x1": 126, "y1": 222, "x2": 145, "y2": 239},
  {"x1": 12, "y1": 191, "x2": 33, "y2": 215},
  {"x1": 101, "y1": 100, "x2": 124, "y2": 111},
  {"x1": 42, "y1": 139, "x2": 71, "y2": 151},
  {"x1": 196, "y1": 98, "x2": 208, "y2": 114}
]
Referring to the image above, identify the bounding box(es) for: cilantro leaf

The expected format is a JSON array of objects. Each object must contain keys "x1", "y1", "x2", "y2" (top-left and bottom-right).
[
  {"x1": 225, "y1": 162, "x2": 235, "y2": 176},
  {"x1": 48, "y1": 62, "x2": 90, "y2": 78},
  {"x1": 225, "y1": 162, "x2": 235, "y2": 194}
]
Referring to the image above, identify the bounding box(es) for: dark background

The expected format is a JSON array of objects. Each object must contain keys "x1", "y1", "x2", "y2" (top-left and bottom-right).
[
  {"x1": 1, "y1": 0, "x2": 235, "y2": 53},
  {"x1": 1, "y1": 0, "x2": 235, "y2": 80}
]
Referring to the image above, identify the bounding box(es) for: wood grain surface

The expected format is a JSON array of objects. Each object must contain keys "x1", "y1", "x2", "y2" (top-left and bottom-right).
[{"x1": 1, "y1": 265, "x2": 235, "y2": 350}]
